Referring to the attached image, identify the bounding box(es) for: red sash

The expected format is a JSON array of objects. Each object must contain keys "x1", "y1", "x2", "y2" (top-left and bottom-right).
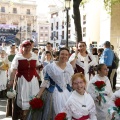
[{"x1": 73, "y1": 115, "x2": 89, "y2": 120}]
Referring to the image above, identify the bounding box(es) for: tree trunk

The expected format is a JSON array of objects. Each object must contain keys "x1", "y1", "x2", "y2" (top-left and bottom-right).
[{"x1": 73, "y1": 0, "x2": 82, "y2": 43}]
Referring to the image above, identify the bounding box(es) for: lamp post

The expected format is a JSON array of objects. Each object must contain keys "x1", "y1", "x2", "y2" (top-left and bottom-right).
[{"x1": 65, "y1": 0, "x2": 71, "y2": 48}]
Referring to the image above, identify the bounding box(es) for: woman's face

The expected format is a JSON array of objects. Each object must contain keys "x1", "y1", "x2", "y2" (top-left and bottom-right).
[
  {"x1": 78, "y1": 42, "x2": 86, "y2": 53},
  {"x1": 22, "y1": 45, "x2": 31, "y2": 53},
  {"x1": 72, "y1": 77, "x2": 86, "y2": 94},
  {"x1": 98, "y1": 65, "x2": 108, "y2": 76},
  {"x1": 59, "y1": 50, "x2": 69, "y2": 63}
]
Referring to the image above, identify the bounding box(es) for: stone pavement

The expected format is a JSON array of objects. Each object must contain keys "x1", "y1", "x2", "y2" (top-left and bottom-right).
[{"x1": 0, "y1": 98, "x2": 11, "y2": 120}]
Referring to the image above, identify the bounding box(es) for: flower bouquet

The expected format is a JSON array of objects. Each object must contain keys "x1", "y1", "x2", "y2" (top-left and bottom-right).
[
  {"x1": 28, "y1": 97, "x2": 44, "y2": 119},
  {"x1": 112, "y1": 98, "x2": 120, "y2": 120},
  {"x1": 29, "y1": 97, "x2": 44, "y2": 113},
  {"x1": 55, "y1": 112, "x2": 67, "y2": 120},
  {"x1": 93, "y1": 81, "x2": 106, "y2": 105}
]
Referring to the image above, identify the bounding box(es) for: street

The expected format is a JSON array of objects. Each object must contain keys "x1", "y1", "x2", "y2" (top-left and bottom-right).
[{"x1": 0, "y1": 98, "x2": 11, "y2": 120}]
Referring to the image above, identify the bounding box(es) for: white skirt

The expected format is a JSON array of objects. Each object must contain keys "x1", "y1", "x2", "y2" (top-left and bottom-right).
[
  {"x1": 52, "y1": 87, "x2": 71, "y2": 114},
  {"x1": 16, "y1": 75, "x2": 39, "y2": 110},
  {"x1": 0, "y1": 70, "x2": 7, "y2": 91}
]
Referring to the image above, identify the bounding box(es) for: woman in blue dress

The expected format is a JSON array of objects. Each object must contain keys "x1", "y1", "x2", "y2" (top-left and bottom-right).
[{"x1": 27, "y1": 47, "x2": 74, "y2": 120}]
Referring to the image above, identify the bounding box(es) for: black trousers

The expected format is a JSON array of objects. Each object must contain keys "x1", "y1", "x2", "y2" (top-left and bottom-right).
[{"x1": 107, "y1": 66, "x2": 112, "y2": 80}]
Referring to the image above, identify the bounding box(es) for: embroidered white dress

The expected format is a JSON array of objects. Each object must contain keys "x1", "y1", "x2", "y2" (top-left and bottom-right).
[
  {"x1": 62, "y1": 91, "x2": 97, "y2": 120},
  {"x1": 87, "y1": 74, "x2": 113, "y2": 120},
  {"x1": 69, "y1": 53, "x2": 97, "y2": 85},
  {"x1": 0, "y1": 57, "x2": 9, "y2": 91},
  {"x1": 108, "y1": 89, "x2": 120, "y2": 120},
  {"x1": 41, "y1": 61, "x2": 74, "y2": 114},
  {"x1": 11, "y1": 53, "x2": 40, "y2": 110}
]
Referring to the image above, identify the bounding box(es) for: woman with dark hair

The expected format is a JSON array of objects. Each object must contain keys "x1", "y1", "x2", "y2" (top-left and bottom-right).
[
  {"x1": 27, "y1": 47, "x2": 74, "y2": 120},
  {"x1": 8, "y1": 40, "x2": 40, "y2": 120},
  {"x1": 69, "y1": 42, "x2": 97, "y2": 86}
]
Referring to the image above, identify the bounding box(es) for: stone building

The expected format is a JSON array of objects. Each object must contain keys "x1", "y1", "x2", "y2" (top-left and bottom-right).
[{"x1": 0, "y1": 0, "x2": 37, "y2": 44}]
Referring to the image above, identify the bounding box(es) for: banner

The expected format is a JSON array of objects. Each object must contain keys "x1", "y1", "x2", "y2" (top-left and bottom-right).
[{"x1": 32, "y1": 32, "x2": 38, "y2": 46}]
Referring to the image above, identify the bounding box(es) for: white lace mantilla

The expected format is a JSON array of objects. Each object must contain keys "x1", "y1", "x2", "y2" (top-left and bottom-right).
[{"x1": 43, "y1": 62, "x2": 74, "y2": 90}]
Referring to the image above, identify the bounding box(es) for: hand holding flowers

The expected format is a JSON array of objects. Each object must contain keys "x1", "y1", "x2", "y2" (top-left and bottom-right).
[{"x1": 93, "y1": 81, "x2": 106, "y2": 105}]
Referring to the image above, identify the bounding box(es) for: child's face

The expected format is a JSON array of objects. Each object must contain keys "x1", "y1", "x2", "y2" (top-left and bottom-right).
[
  {"x1": 72, "y1": 77, "x2": 86, "y2": 94},
  {"x1": 45, "y1": 53, "x2": 52, "y2": 60},
  {"x1": 99, "y1": 65, "x2": 108, "y2": 76},
  {"x1": 0, "y1": 52, "x2": 5, "y2": 58}
]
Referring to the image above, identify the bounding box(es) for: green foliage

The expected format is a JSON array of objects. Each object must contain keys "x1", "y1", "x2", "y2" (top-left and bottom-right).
[
  {"x1": 80, "y1": 0, "x2": 89, "y2": 6},
  {"x1": 104, "y1": 0, "x2": 120, "y2": 13}
]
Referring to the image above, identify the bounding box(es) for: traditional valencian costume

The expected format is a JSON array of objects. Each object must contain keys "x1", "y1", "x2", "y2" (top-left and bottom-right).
[
  {"x1": 27, "y1": 61, "x2": 74, "y2": 120},
  {"x1": 69, "y1": 53, "x2": 97, "y2": 84},
  {"x1": 0, "y1": 56, "x2": 9, "y2": 91},
  {"x1": 108, "y1": 89, "x2": 120, "y2": 120},
  {"x1": 11, "y1": 52, "x2": 40, "y2": 119},
  {"x1": 62, "y1": 91, "x2": 97, "y2": 120},
  {"x1": 87, "y1": 74, "x2": 113, "y2": 120}
]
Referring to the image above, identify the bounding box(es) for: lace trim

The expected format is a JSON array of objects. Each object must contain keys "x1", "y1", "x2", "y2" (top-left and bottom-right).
[{"x1": 40, "y1": 80, "x2": 50, "y2": 88}]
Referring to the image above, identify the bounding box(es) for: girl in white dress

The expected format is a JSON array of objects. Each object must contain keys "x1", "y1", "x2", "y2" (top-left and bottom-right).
[
  {"x1": 61, "y1": 73, "x2": 97, "y2": 120},
  {"x1": 0, "y1": 50, "x2": 9, "y2": 98},
  {"x1": 27, "y1": 47, "x2": 74, "y2": 120},
  {"x1": 87, "y1": 64, "x2": 113, "y2": 120},
  {"x1": 108, "y1": 89, "x2": 120, "y2": 120}
]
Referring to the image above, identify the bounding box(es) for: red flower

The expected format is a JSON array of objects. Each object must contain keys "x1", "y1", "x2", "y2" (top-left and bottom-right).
[
  {"x1": 55, "y1": 112, "x2": 67, "y2": 120},
  {"x1": 29, "y1": 98, "x2": 44, "y2": 110},
  {"x1": 93, "y1": 81, "x2": 106, "y2": 90},
  {"x1": 115, "y1": 98, "x2": 120, "y2": 108}
]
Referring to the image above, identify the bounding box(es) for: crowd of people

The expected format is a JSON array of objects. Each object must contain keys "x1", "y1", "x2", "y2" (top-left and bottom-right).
[{"x1": 0, "y1": 40, "x2": 119, "y2": 120}]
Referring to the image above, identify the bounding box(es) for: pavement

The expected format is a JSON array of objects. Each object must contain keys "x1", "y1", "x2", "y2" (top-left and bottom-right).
[{"x1": 0, "y1": 98, "x2": 12, "y2": 120}]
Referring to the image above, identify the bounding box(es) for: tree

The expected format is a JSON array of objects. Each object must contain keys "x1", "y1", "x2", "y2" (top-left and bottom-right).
[
  {"x1": 73, "y1": 0, "x2": 83, "y2": 43},
  {"x1": 72, "y1": 0, "x2": 120, "y2": 43}
]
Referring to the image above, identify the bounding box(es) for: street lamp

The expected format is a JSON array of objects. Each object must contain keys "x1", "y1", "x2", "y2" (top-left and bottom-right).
[{"x1": 65, "y1": 0, "x2": 71, "y2": 48}]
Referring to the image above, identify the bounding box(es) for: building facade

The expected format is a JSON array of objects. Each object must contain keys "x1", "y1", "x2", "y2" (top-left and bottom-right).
[
  {"x1": 37, "y1": 14, "x2": 50, "y2": 47},
  {"x1": 0, "y1": 0, "x2": 37, "y2": 44},
  {"x1": 49, "y1": 5, "x2": 76, "y2": 49}
]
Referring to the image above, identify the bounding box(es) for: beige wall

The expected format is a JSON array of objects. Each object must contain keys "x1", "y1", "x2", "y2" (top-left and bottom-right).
[
  {"x1": 110, "y1": 4, "x2": 120, "y2": 53},
  {"x1": 0, "y1": 1, "x2": 37, "y2": 41}
]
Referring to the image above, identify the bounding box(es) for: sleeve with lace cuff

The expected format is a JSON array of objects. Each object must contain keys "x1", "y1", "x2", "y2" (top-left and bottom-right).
[{"x1": 40, "y1": 80, "x2": 50, "y2": 88}]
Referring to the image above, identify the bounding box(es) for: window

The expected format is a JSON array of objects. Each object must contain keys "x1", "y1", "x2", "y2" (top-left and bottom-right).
[
  {"x1": 83, "y1": 27, "x2": 86, "y2": 32},
  {"x1": 41, "y1": 34, "x2": 43, "y2": 36},
  {"x1": 1, "y1": 7, "x2": 5, "y2": 12},
  {"x1": 56, "y1": 22, "x2": 58, "y2": 29},
  {"x1": 62, "y1": 21, "x2": 64, "y2": 28},
  {"x1": 45, "y1": 34, "x2": 48, "y2": 36},
  {"x1": 83, "y1": 33, "x2": 86, "y2": 37},
  {"x1": 83, "y1": 27, "x2": 86, "y2": 37},
  {"x1": 13, "y1": 8, "x2": 17, "y2": 13},
  {"x1": 45, "y1": 27, "x2": 48, "y2": 29},
  {"x1": 83, "y1": 15, "x2": 86, "y2": 25},
  {"x1": 83, "y1": 15, "x2": 86, "y2": 21},
  {"x1": 51, "y1": 23, "x2": 53, "y2": 30},
  {"x1": 68, "y1": 30, "x2": 70, "y2": 34},
  {"x1": 62, "y1": 31, "x2": 64, "y2": 39},
  {"x1": 26, "y1": 9, "x2": 30, "y2": 14},
  {"x1": 51, "y1": 32, "x2": 53, "y2": 40},
  {"x1": 56, "y1": 32, "x2": 58, "y2": 39},
  {"x1": 40, "y1": 27, "x2": 43, "y2": 29}
]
